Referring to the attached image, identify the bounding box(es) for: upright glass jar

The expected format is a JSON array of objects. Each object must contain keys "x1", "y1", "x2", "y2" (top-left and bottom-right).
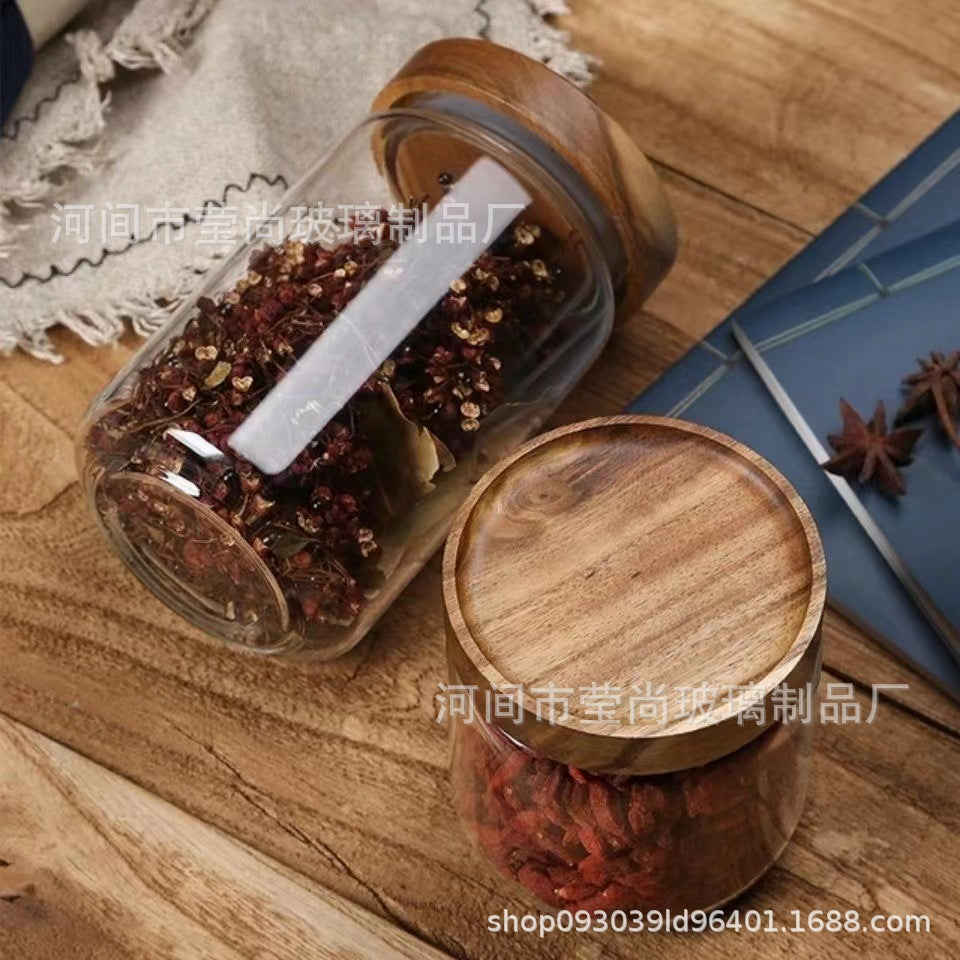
[
  {"x1": 443, "y1": 416, "x2": 826, "y2": 911},
  {"x1": 77, "y1": 40, "x2": 676, "y2": 658}
]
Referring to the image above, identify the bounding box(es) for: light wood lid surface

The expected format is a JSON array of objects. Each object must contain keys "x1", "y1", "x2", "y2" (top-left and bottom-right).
[
  {"x1": 371, "y1": 38, "x2": 677, "y2": 314},
  {"x1": 443, "y1": 416, "x2": 826, "y2": 774}
]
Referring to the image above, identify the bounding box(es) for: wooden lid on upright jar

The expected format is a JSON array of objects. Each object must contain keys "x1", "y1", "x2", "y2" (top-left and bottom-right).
[
  {"x1": 371, "y1": 38, "x2": 676, "y2": 315},
  {"x1": 443, "y1": 416, "x2": 827, "y2": 775}
]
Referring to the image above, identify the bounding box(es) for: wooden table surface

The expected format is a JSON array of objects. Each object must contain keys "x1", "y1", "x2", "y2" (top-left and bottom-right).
[{"x1": 3, "y1": 2, "x2": 960, "y2": 957}]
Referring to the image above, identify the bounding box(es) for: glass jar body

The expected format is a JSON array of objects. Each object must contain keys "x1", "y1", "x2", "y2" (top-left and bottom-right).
[
  {"x1": 450, "y1": 709, "x2": 813, "y2": 912},
  {"x1": 78, "y1": 107, "x2": 617, "y2": 658}
]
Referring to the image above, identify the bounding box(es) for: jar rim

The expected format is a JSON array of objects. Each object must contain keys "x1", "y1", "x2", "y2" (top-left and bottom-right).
[
  {"x1": 91, "y1": 468, "x2": 298, "y2": 654},
  {"x1": 370, "y1": 37, "x2": 676, "y2": 319},
  {"x1": 372, "y1": 92, "x2": 629, "y2": 299},
  {"x1": 364, "y1": 103, "x2": 619, "y2": 314}
]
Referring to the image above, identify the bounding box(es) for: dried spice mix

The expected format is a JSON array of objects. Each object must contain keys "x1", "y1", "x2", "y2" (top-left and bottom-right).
[
  {"x1": 85, "y1": 217, "x2": 567, "y2": 637},
  {"x1": 79, "y1": 40, "x2": 678, "y2": 655}
]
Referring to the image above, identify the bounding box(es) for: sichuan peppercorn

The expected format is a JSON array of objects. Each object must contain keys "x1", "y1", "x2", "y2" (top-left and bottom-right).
[{"x1": 86, "y1": 221, "x2": 568, "y2": 635}]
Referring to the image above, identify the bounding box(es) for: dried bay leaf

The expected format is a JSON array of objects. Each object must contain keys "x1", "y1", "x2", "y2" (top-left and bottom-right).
[{"x1": 361, "y1": 381, "x2": 455, "y2": 518}]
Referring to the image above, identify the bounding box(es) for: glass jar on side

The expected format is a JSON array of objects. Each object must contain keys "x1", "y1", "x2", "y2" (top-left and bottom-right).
[{"x1": 77, "y1": 41, "x2": 676, "y2": 658}]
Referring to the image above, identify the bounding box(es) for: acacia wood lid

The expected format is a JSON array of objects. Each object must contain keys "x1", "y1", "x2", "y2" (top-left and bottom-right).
[
  {"x1": 371, "y1": 38, "x2": 676, "y2": 315},
  {"x1": 443, "y1": 416, "x2": 826, "y2": 775}
]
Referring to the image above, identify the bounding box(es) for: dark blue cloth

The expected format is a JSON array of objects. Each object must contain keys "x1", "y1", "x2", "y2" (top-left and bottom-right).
[{"x1": 1, "y1": 0, "x2": 33, "y2": 124}]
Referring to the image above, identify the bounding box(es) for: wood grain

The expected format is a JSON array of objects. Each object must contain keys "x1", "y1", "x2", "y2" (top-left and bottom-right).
[
  {"x1": 1, "y1": 481, "x2": 958, "y2": 957},
  {"x1": 372, "y1": 37, "x2": 677, "y2": 308},
  {"x1": 823, "y1": 608, "x2": 960, "y2": 737},
  {"x1": 563, "y1": 0, "x2": 960, "y2": 232},
  {"x1": 0, "y1": 381, "x2": 75, "y2": 516},
  {"x1": 444, "y1": 416, "x2": 825, "y2": 771},
  {"x1": 0, "y1": 714, "x2": 449, "y2": 960},
  {"x1": 2, "y1": 0, "x2": 960, "y2": 956}
]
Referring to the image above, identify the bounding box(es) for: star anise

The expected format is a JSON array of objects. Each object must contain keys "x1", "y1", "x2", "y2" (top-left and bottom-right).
[
  {"x1": 895, "y1": 350, "x2": 960, "y2": 447},
  {"x1": 823, "y1": 399, "x2": 923, "y2": 497}
]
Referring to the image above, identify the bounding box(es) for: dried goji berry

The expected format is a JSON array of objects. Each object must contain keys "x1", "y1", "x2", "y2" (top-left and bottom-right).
[
  {"x1": 682, "y1": 774, "x2": 721, "y2": 817},
  {"x1": 555, "y1": 880, "x2": 599, "y2": 902},
  {"x1": 490, "y1": 750, "x2": 530, "y2": 790},
  {"x1": 637, "y1": 781, "x2": 669, "y2": 814},
  {"x1": 577, "y1": 852, "x2": 614, "y2": 887},
  {"x1": 569, "y1": 882, "x2": 632, "y2": 912},
  {"x1": 617, "y1": 871, "x2": 663, "y2": 903},
  {"x1": 561, "y1": 824, "x2": 583, "y2": 853},
  {"x1": 576, "y1": 823, "x2": 607, "y2": 858},
  {"x1": 453, "y1": 710, "x2": 807, "y2": 914},
  {"x1": 588, "y1": 780, "x2": 631, "y2": 845},
  {"x1": 516, "y1": 864, "x2": 561, "y2": 906},
  {"x1": 630, "y1": 843, "x2": 669, "y2": 875},
  {"x1": 547, "y1": 863, "x2": 580, "y2": 887},
  {"x1": 627, "y1": 792, "x2": 656, "y2": 835}
]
